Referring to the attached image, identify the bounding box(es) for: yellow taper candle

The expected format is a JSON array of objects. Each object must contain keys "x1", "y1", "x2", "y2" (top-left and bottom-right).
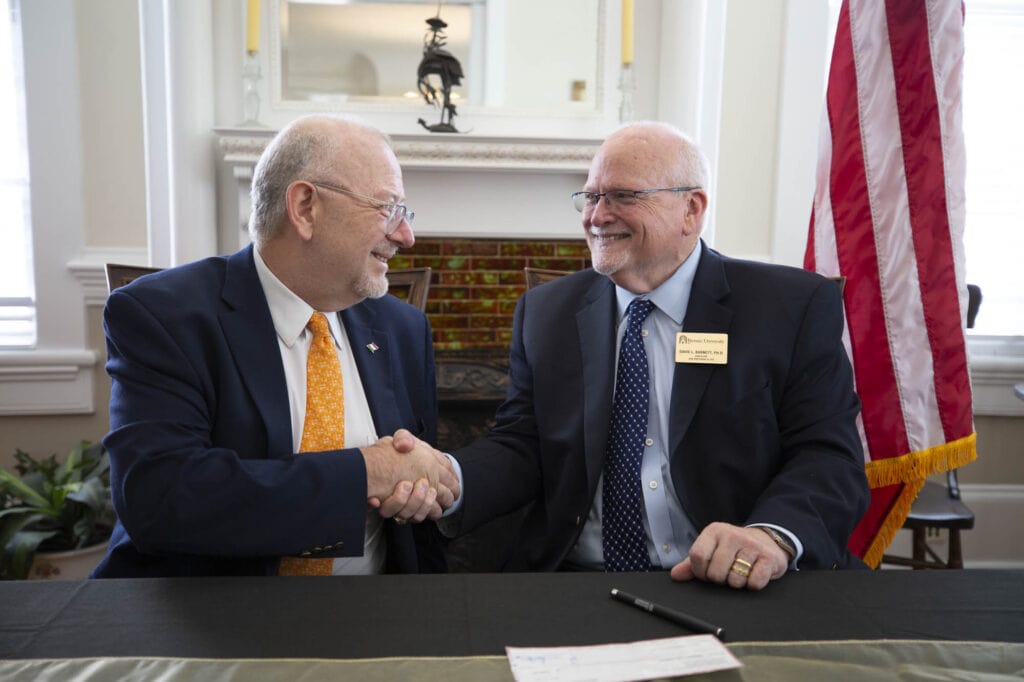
[
  {"x1": 246, "y1": 0, "x2": 261, "y2": 54},
  {"x1": 621, "y1": 0, "x2": 634, "y2": 65}
]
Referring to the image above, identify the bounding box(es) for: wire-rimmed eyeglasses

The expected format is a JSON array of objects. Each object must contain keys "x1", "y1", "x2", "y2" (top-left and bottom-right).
[
  {"x1": 571, "y1": 186, "x2": 701, "y2": 213},
  {"x1": 309, "y1": 180, "x2": 415, "y2": 234}
]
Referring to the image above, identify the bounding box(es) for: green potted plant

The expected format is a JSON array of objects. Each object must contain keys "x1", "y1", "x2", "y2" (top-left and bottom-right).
[{"x1": 0, "y1": 440, "x2": 114, "y2": 580}]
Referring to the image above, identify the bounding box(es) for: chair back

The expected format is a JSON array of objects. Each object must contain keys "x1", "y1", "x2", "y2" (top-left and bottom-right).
[
  {"x1": 523, "y1": 267, "x2": 570, "y2": 289},
  {"x1": 386, "y1": 267, "x2": 432, "y2": 311},
  {"x1": 107, "y1": 263, "x2": 433, "y2": 312},
  {"x1": 105, "y1": 264, "x2": 163, "y2": 293}
]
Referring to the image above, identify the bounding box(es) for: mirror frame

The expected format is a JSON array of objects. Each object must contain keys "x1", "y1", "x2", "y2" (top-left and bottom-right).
[{"x1": 264, "y1": 0, "x2": 619, "y2": 139}]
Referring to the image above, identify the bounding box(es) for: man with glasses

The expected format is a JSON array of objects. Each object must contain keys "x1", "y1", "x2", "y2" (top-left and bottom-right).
[
  {"x1": 442, "y1": 122, "x2": 869, "y2": 590},
  {"x1": 93, "y1": 115, "x2": 455, "y2": 578}
]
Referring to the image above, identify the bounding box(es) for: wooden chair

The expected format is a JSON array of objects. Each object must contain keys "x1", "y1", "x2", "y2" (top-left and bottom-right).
[
  {"x1": 107, "y1": 263, "x2": 431, "y2": 313},
  {"x1": 881, "y1": 284, "x2": 980, "y2": 569},
  {"x1": 105, "y1": 263, "x2": 162, "y2": 293},
  {"x1": 523, "y1": 267, "x2": 570, "y2": 289},
  {"x1": 386, "y1": 267, "x2": 432, "y2": 311}
]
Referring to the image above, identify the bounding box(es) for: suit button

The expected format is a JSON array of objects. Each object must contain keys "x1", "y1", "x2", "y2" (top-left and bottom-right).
[{"x1": 300, "y1": 551, "x2": 312, "y2": 557}]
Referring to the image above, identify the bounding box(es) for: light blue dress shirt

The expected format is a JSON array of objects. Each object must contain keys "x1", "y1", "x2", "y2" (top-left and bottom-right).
[
  {"x1": 567, "y1": 242, "x2": 803, "y2": 570},
  {"x1": 566, "y1": 242, "x2": 702, "y2": 569}
]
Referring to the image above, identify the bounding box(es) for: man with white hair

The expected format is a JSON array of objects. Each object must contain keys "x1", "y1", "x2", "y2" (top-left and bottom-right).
[
  {"x1": 93, "y1": 115, "x2": 456, "y2": 578},
  {"x1": 444, "y1": 122, "x2": 869, "y2": 589}
]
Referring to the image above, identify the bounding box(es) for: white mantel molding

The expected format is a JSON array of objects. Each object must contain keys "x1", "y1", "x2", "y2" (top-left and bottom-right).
[
  {"x1": 215, "y1": 127, "x2": 599, "y2": 252},
  {"x1": 215, "y1": 128, "x2": 600, "y2": 173}
]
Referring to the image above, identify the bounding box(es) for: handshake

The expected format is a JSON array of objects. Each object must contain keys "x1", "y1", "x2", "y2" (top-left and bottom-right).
[{"x1": 360, "y1": 429, "x2": 460, "y2": 524}]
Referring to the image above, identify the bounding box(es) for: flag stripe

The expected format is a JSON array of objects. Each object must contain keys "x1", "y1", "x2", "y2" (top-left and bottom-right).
[
  {"x1": 828, "y1": 0, "x2": 910, "y2": 460},
  {"x1": 807, "y1": 0, "x2": 976, "y2": 563},
  {"x1": 886, "y1": 0, "x2": 971, "y2": 445},
  {"x1": 852, "y1": 0, "x2": 942, "y2": 458}
]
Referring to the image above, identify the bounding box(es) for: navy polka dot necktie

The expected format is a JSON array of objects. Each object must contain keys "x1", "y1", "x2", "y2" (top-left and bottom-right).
[{"x1": 602, "y1": 297, "x2": 655, "y2": 572}]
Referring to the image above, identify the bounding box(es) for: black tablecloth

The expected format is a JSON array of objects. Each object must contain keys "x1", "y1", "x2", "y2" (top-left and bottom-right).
[{"x1": 3, "y1": 570, "x2": 1023, "y2": 660}]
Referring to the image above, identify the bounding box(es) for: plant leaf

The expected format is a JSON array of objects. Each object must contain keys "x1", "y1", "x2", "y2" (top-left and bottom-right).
[
  {"x1": 0, "y1": 468, "x2": 51, "y2": 509},
  {"x1": 0, "y1": 506, "x2": 56, "y2": 522},
  {"x1": 66, "y1": 476, "x2": 110, "y2": 514},
  {"x1": 0, "y1": 509, "x2": 52, "y2": 549},
  {"x1": 63, "y1": 441, "x2": 86, "y2": 484},
  {"x1": 3, "y1": 529, "x2": 59, "y2": 580}
]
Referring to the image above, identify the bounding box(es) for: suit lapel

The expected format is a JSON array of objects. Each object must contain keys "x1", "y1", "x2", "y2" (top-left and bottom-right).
[
  {"x1": 668, "y1": 245, "x2": 734, "y2": 458},
  {"x1": 219, "y1": 246, "x2": 294, "y2": 457},
  {"x1": 341, "y1": 304, "x2": 400, "y2": 438},
  {"x1": 576, "y1": 277, "x2": 617, "y2": 495}
]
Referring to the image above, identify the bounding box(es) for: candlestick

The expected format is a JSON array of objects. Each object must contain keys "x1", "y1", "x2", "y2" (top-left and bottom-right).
[
  {"x1": 246, "y1": 0, "x2": 261, "y2": 55},
  {"x1": 621, "y1": 0, "x2": 634, "y2": 65},
  {"x1": 240, "y1": 51, "x2": 262, "y2": 126},
  {"x1": 619, "y1": 63, "x2": 635, "y2": 123}
]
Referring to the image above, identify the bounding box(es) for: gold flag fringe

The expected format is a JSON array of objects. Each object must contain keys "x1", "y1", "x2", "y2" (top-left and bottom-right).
[{"x1": 861, "y1": 432, "x2": 977, "y2": 568}]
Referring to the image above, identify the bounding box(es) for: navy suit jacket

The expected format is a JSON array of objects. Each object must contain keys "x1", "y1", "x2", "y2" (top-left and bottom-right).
[
  {"x1": 454, "y1": 243, "x2": 869, "y2": 571},
  {"x1": 92, "y1": 246, "x2": 444, "y2": 577}
]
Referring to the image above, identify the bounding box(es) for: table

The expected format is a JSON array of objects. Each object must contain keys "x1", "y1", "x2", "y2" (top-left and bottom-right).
[{"x1": 3, "y1": 570, "x2": 1023, "y2": 680}]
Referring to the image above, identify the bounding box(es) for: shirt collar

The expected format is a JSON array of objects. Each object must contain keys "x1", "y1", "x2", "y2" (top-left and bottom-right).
[
  {"x1": 253, "y1": 247, "x2": 321, "y2": 348},
  {"x1": 613, "y1": 240, "x2": 702, "y2": 326}
]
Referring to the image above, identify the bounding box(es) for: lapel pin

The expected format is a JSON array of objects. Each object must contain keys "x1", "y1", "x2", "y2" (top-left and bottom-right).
[{"x1": 366, "y1": 342, "x2": 380, "y2": 353}]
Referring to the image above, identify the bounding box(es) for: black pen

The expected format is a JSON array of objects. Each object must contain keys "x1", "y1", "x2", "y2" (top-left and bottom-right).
[{"x1": 610, "y1": 588, "x2": 725, "y2": 640}]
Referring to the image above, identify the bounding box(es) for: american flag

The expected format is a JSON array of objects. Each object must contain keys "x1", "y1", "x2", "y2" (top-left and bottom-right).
[{"x1": 804, "y1": 0, "x2": 976, "y2": 567}]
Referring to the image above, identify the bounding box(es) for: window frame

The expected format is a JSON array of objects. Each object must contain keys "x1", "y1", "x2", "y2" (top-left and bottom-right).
[{"x1": 0, "y1": 0, "x2": 97, "y2": 415}]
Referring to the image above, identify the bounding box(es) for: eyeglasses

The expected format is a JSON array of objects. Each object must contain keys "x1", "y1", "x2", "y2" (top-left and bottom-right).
[
  {"x1": 309, "y1": 181, "x2": 415, "y2": 235},
  {"x1": 571, "y1": 186, "x2": 701, "y2": 213}
]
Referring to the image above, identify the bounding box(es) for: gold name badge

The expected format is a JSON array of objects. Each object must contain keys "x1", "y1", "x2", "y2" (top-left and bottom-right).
[{"x1": 675, "y1": 332, "x2": 728, "y2": 364}]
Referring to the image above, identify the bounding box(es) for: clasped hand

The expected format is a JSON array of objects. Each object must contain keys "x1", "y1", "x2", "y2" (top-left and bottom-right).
[{"x1": 361, "y1": 429, "x2": 459, "y2": 524}]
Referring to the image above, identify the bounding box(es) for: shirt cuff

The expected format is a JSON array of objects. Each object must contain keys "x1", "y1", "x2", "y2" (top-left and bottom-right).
[
  {"x1": 748, "y1": 523, "x2": 803, "y2": 570},
  {"x1": 434, "y1": 453, "x2": 463, "y2": 538}
]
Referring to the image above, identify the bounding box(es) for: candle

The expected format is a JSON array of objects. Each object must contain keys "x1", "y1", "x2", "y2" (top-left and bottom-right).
[
  {"x1": 621, "y1": 0, "x2": 634, "y2": 65},
  {"x1": 246, "y1": 0, "x2": 261, "y2": 54}
]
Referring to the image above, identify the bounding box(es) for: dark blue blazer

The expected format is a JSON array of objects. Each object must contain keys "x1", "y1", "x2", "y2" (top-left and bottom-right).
[
  {"x1": 454, "y1": 243, "x2": 869, "y2": 571},
  {"x1": 92, "y1": 246, "x2": 444, "y2": 577}
]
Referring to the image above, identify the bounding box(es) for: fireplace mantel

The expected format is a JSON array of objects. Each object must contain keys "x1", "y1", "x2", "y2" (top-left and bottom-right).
[{"x1": 214, "y1": 127, "x2": 599, "y2": 251}]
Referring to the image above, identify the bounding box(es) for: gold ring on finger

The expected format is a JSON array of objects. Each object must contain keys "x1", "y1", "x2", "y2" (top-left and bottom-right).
[
  {"x1": 730, "y1": 560, "x2": 751, "y2": 577},
  {"x1": 394, "y1": 516, "x2": 407, "y2": 525}
]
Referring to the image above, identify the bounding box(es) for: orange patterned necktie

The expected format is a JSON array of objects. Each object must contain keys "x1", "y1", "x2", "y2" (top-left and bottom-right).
[{"x1": 279, "y1": 312, "x2": 345, "y2": 576}]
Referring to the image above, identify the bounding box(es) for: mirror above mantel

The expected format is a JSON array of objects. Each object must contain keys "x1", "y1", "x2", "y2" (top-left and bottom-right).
[{"x1": 259, "y1": 0, "x2": 619, "y2": 138}]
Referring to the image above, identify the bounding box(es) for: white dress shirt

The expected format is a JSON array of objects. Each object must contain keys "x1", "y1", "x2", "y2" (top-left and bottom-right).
[{"x1": 253, "y1": 248, "x2": 385, "y2": 574}]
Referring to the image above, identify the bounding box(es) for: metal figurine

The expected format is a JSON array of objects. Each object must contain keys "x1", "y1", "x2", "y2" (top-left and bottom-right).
[{"x1": 416, "y1": 12, "x2": 465, "y2": 133}]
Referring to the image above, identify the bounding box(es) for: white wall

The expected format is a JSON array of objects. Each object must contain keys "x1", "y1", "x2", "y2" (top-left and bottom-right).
[{"x1": 77, "y1": 1, "x2": 148, "y2": 249}]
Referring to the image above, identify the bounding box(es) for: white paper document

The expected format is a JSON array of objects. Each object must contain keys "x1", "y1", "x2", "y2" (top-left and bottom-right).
[{"x1": 505, "y1": 634, "x2": 742, "y2": 682}]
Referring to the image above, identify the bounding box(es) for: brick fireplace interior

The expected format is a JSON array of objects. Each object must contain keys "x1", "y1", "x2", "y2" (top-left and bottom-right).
[
  {"x1": 390, "y1": 236, "x2": 591, "y2": 571},
  {"x1": 389, "y1": 236, "x2": 591, "y2": 447}
]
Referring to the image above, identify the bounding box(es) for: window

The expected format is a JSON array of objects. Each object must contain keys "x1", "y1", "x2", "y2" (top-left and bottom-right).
[
  {"x1": 0, "y1": 0, "x2": 97, "y2": 416},
  {"x1": 0, "y1": 0, "x2": 34, "y2": 348},
  {"x1": 963, "y1": 2, "x2": 1024, "y2": 336}
]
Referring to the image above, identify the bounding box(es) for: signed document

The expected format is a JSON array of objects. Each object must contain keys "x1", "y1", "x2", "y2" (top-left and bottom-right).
[{"x1": 506, "y1": 634, "x2": 741, "y2": 682}]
